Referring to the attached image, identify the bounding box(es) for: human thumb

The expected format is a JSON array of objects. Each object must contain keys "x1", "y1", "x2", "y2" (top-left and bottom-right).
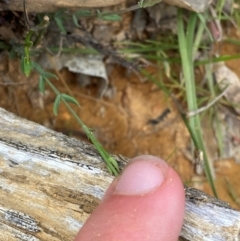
[{"x1": 74, "y1": 155, "x2": 185, "y2": 241}]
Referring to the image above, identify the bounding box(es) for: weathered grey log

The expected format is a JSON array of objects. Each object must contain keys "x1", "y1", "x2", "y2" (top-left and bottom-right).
[
  {"x1": 0, "y1": 107, "x2": 239, "y2": 241},
  {"x1": 0, "y1": 0, "x2": 213, "y2": 13}
]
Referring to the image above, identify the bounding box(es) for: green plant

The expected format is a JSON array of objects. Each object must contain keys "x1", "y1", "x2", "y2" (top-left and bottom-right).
[
  {"x1": 33, "y1": 62, "x2": 119, "y2": 175},
  {"x1": 173, "y1": 10, "x2": 218, "y2": 196},
  {"x1": 18, "y1": 11, "x2": 120, "y2": 176},
  {"x1": 118, "y1": 8, "x2": 226, "y2": 196}
]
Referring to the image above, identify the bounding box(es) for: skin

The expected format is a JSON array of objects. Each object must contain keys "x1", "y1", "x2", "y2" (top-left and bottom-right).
[{"x1": 74, "y1": 155, "x2": 185, "y2": 241}]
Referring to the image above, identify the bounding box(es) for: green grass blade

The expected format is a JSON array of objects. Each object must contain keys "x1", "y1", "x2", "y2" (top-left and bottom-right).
[{"x1": 177, "y1": 9, "x2": 217, "y2": 197}]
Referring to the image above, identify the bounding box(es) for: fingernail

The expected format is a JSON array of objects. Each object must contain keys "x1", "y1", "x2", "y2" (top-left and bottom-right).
[{"x1": 114, "y1": 155, "x2": 167, "y2": 195}]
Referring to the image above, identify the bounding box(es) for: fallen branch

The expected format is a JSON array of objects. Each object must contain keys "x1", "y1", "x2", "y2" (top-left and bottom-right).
[{"x1": 0, "y1": 107, "x2": 239, "y2": 241}]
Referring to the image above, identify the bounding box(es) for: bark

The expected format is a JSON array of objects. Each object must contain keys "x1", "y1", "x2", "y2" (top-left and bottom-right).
[
  {"x1": 0, "y1": 107, "x2": 239, "y2": 241},
  {"x1": 0, "y1": 0, "x2": 213, "y2": 13}
]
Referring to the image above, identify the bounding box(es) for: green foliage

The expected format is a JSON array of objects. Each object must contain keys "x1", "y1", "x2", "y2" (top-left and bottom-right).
[
  {"x1": 53, "y1": 94, "x2": 61, "y2": 115},
  {"x1": 39, "y1": 75, "x2": 45, "y2": 93},
  {"x1": 74, "y1": 10, "x2": 92, "y2": 17},
  {"x1": 177, "y1": 10, "x2": 217, "y2": 197},
  {"x1": 72, "y1": 14, "x2": 81, "y2": 27},
  {"x1": 54, "y1": 10, "x2": 67, "y2": 34},
  {"x1": 31, "y1": 61, "x2": 120, "y2": 175},
  {"x1": 53, "y1": 93, "x2": 80, "y2": 116},
  {"x1": 21, "y1": 31, "x2": 34, "y2": 77},
  {"x1": 21, "y1": 55, "x2": 32, "y2": 77},
  {"x1": 61, "y1": 94, "x2": 79, "y2": 106},
  {"x1": 96, "y1": 10, "x2": 122, "y2": 21}
]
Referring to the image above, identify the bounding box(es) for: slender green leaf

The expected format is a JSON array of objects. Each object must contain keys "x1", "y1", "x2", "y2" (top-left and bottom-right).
[
  {"x1": 74, "y1": 10, "x2": 92, "y2": 17},
  {"x1": 197, "y1": 13, "x2": 213, "y2": 42},
  {"x1": 20, "y1": 56, "x2": 25, "y2": 75},
  {"x1": 23, "y1": 57, "x2": 33, "y2": 77},
  {"x1": 32, "y1": 61, "x2": 45, "y2": 75},
  {"x1": 98, "y1": 13, "x2": 122, "y2": 21},
  {"x1": 225, "y1": 178, "x2": 240, "y2": 205},
  {"x1": 72, "y1": 15, "x2": 81, "y2": 27},
  {"x1": 53, "y1": 94, "x2": 61, "y2": 116},
  {"x1": 54, "y1": 14, "x2": 66, "y2": 34},
  {"x1": 44, "y1": 72, "x2": 58, "y2": 79},
  {"x1": 39, "y1": 75, "x2": 45, "y2": 93},
  {"x1": 177, "y1": 9, "x2": 217, "y2": 197},
  {"x1": 109, "y1": 157, "x2": 119, "y2": 171},
  {"x1": 61, "y1": 93, "x2": 80, "y2": 107}
]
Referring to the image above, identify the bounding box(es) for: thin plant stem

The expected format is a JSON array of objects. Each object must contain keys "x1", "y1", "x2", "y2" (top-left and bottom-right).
[{"x1": 45, "y1": 78, "x2": 119, "y2": 176}]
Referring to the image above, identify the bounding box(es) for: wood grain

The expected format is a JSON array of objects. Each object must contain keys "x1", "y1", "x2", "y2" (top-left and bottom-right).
[{"x1": 0, "y1": 107, "x2": 239, "y2": 241}]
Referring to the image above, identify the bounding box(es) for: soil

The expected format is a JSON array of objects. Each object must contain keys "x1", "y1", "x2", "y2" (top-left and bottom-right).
[{"x1": 0, "y1": 8, "x2": 240, "y2": 210}]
